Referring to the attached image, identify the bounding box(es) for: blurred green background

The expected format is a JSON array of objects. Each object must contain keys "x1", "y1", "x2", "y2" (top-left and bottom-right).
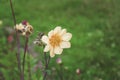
[{"x1": 0, "y1": 0, "x2": 120, "y2": 80}]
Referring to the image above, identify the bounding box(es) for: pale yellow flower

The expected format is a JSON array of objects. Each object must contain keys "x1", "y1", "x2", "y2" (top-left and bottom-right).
[
  {"x1": 42, "y1": 26, "x2": 72, "y2": 57},
  {"x1": 14, "y1": 22, "x2": 33, "y2": 36},
  {"x1": 24, "y1": 24, "x2": 33, "y2": 36},
  {"x1": 15, "y1": 23, "x2": 24, "y2": 31}
]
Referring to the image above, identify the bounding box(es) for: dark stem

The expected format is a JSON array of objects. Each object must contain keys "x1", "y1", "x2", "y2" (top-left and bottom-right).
[
  {"x1": 43, "y1": 52, "x2": 51, "y2": 80},
  {"x1": 9, "y1": 0, "x2": 16, "y2": 24},
  {"x1": 9, "y1": 0, "x2": 24, "y2": 80},
  {"x1": 28, "y1": 53, "x2": 32, "y2": 80},
  {"x1": 43, "y1": 52, "x2": 47, "y2": 80},
  {"x1": 47, "y1": 56, "x2": 51, "y2": 66},
  {"x1": 23, "y1": 37, "x2": 29, "y2": 73}
]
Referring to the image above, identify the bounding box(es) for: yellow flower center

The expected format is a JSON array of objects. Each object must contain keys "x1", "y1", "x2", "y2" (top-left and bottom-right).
[{"x1": 49, "y1": 34, "x2": 62, "y2": 47}]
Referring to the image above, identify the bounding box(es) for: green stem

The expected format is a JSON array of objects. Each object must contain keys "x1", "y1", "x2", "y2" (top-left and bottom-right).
[{"x1": 56, "y1": 66, "x2": 63, "y2": 80}]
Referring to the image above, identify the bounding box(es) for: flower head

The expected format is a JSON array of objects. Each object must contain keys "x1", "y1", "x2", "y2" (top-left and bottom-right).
[
  {"x1": 14, "y1": 21, "x2": 33, "y2": 37},
  {"x1": 33, "y1": 32, "x2": 45, "y2": 46},
  {"x1": 56, "y1": 57, "x2": 62, "y2": 64},
  {"x1": 42, "y1": 26, "x2": 72, "y2": 57},
  {"x1": 76, "y1": 68, "x2": 80, "y2": 75}
]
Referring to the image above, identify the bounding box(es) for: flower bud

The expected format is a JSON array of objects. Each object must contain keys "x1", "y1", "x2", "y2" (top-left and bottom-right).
[
  {"x1": 56, "y1": 58, "x2": 62, "y2": 64},
  {"x1": 76, "y1": 68, "x2": 80, "y2": 75}
]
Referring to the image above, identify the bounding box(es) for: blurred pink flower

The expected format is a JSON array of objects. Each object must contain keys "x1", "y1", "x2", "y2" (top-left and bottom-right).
[
  {"x1": 22, "y1": 20, "x2": 27, "y2": 26},
  {"x1": 56, "y1": 57, "x2": 62, "y2": 64},
  {"x1": 7, "y1": 35, "x2": 14, "y2": 43}
]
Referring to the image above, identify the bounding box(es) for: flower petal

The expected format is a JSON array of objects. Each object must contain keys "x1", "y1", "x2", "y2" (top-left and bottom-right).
[
  {"x1": 62, "y1": 33, "x2": 72, "y2": 41},
  {"x1": 48, "y1": 30, "x2": 54, "y2": 38},
  {"x1": 15, "y1": 24, "x2": 24, "y2": 30},
  {"x1": 60, "y1": 29, "x2": 67, "y2": 36},
  {"x1": 54, "y1": 46, "x2": 63, "y2": 54},
  {"x1": 44, "y1": 45, "x2": 50, "y2": 52},
  {"x1": 54, "y1": 26, "x2": 61, "y2": 34},
  {"x1": 50, "y1": 47, "x2": 55, "y2": 57},
  {"x1": 41, "y1": 35, "x2": 49, "y2": 44},
  {"x1": 60, "y1": 41, "x2": 71, "y2": 48}
]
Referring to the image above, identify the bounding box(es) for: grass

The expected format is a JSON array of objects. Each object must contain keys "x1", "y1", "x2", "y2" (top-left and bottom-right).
[{"x1": 0, "y1": 0, "x2": 120, "y2": 80}]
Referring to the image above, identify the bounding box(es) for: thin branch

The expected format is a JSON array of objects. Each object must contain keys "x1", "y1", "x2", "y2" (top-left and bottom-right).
[
  {"x1": 47, "y1": 56, "x2": 51, "y2": 66},
  {"x1": 23, "y1": 37, "x2": 29, "y2": 73},
  {"x1": 28, "y1": 53, "x2": 32, "y2": 80},
  {"x1": 9, "y1": 0, "x2": 16, "y2": 25},
  {"x1": 43, "y1": 52, "x2": 47, "y2": 80},
  {"x1": 9, "y1": 0, "x2": 24, "y2": 80},
  {"x1": 43, "y1": 52, "x2": 51, "y2": 80}
]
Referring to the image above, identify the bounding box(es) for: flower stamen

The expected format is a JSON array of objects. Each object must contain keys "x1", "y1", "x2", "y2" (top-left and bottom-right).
[{"x1": 49, "y1": 33, "x2": 61, "y2": 47}]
